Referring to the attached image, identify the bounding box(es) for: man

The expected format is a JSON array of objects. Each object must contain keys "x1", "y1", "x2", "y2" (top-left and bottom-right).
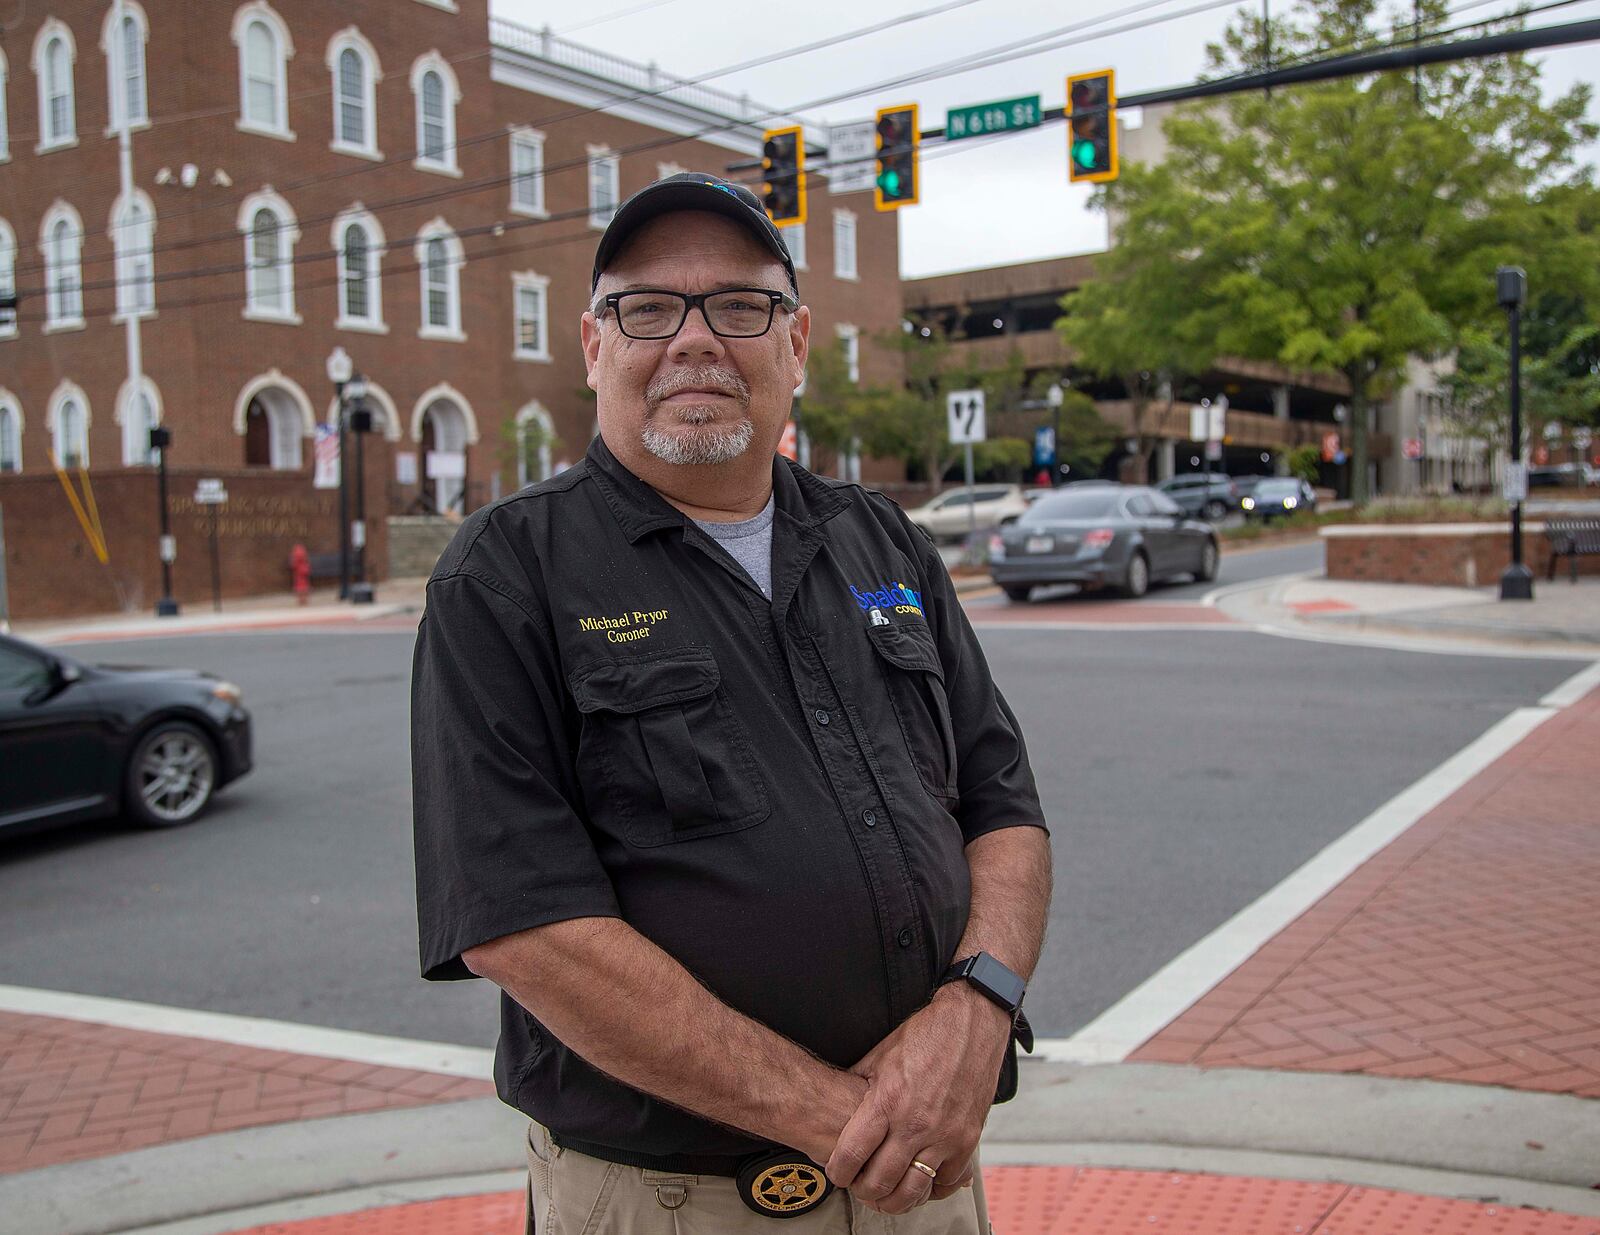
[{"x1": 412, "y1": 173, "x2": 1051, "y2": 1233}]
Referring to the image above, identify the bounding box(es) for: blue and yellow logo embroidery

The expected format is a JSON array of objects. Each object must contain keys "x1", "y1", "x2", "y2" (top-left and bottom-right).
[{"x1": 850, "y1": 580, "x2": 924, "y2": 618}]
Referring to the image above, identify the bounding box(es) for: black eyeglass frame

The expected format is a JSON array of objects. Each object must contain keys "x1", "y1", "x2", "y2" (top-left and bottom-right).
[{"x1": 599, "y1": 287, "x2": 801, "y2": 340}]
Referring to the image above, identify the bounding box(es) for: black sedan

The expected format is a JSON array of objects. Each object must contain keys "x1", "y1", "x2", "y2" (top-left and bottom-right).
[
  {"x1": 0, "y1": 633, "x2": 252, "y2": 837},
  {"x1": 988, "y1": 485, "x2": 1219, "y2": 601},
  {"x1": 1241, "y1": 477, "x2": 1318, "y2": 520}
]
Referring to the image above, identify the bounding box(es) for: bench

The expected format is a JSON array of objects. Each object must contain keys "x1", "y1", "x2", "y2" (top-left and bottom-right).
[
  {"x1": 1544, "y1": 518, "x2": 1600, "y2": 583},
  {"x1": 307, "y1": 552, "x2": 343, "y2": 582}
]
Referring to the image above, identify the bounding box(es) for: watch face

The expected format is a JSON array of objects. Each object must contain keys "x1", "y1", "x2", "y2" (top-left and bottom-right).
[{"x1": 971, "y1": 953, "x2": 1026, "y2": 1010}]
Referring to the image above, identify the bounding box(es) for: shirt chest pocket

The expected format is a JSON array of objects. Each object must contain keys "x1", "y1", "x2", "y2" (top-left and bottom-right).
[
  {"x1": 866, "y1": 622, "x2": 958, "y2": 804},
  {"x1": 569, "y1": 647, "x2": 770, "y2": 848}
]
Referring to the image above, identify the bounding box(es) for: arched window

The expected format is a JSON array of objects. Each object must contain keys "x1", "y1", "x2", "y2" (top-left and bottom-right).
[
  {"x1": 233, "y1": 3, "x2": 293, "y2": 138},
  {"x1": 410, "y1": 54, "x2": 459, "y2": 174},
  {"x1": 49, "y1": 384, "x2": 90, "y2": 469},
  {"x1": 118, "y1": 378, "x2": 161, "y2": 465},
  {"x1": 112, "y1": 191, "x2": 155, "y2": 318},
  {"x1": 0, "y1": 394, "x2": 21, "y2": 472},
  {"x1": 235, "y1": 374, "x2": 310, "y2": 469},
  {"x1": 333, "y1": 208, "x2": 384, "y2": 330},
  {"x1": 33, "y1": 21, "x2": 78, "y2": 150},
  {"x1": 102, "y1": 2, "x2": 149, "y2": 130},
  {"x1": 41, "y1": 204, "x2": 84, "y2": 329},
  {"x1": 328, "y1": 29, "x2": 380, "y2": 158},
  {"x1": 0, "y1": 218, "x2": 15, "y2": 339},
  {"x1": 238, "y1": 190, "x2": 299, "y2": 321},
  {"x1": 515, "y1": 403, "x2": 555, "y2": 487},
  {"x1": 415, "y1": 220, "x2": 462, "y2": 339}
]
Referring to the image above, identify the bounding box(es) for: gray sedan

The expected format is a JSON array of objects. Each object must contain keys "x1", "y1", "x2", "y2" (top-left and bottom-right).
[{"x1": 988, "y1": 485, "x2": 1219, "y2": 601}]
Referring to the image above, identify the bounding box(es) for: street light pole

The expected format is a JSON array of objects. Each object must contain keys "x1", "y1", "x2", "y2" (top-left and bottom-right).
[
  {"x1": 1496, "y1": 267, "x2": 1533, "y2": 601},
  {"x1": 347, "y1": 375, "x2": 375, "y2": 605},
  {"x1": 325, "y1": 348, "x2": 353, "y2": 600},
  {"x1": 151, "y1": 426, "x2": 179, "y2": 616},
  {"x1": 1047, "y1": 382, "x2": 1064, "y2": 486}
]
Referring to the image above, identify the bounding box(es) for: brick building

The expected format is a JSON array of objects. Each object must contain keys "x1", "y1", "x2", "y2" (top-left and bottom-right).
[{"x1": 0, "y1": 1, "x2": 902, "y2": 618}]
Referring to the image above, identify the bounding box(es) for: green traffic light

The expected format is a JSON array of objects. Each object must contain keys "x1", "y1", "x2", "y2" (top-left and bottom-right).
[
  {"x1": 1073, "y1": 139, "x2": 1097, "y2": 169},
  {"x1": 880, "y1": 168, "x2": 901, "y2": 196}
]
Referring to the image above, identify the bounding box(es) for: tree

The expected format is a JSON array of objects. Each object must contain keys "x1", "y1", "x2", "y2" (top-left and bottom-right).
[
  {"x1": 1078, "y1": 0, "x2": 1596, "y2": 501},
  {"x1": 1049, "y1": 387, "x2": 1119, "y2": 480},
  {"x1": 797, "y1": 333, "x2": 873, "y2": 471}
]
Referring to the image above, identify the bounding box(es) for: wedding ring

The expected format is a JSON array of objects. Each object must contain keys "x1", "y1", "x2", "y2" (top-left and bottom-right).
[{"x1": 910, "y1": 1159, "x2": 938, "y2": 1180}]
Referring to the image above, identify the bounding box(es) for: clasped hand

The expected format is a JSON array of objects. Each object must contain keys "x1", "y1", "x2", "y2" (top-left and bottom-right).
[{"x1": 824, "y1": 984, "x2": 1013, "y2": 1216}]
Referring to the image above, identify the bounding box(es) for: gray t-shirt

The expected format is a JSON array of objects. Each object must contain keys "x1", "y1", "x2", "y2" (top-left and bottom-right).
[{"x1": 692, "y1": 495, "x2": 775, "y2": 599}]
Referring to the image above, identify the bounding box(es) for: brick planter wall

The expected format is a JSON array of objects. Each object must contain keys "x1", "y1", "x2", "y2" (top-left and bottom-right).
[{"x1": 1323, "y1": 523, "x2": 1600, "y2": 587}]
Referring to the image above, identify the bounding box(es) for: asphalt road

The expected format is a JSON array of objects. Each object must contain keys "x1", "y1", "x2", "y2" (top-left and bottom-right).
[{"x1": 0, "y1": 586, "x2": 1586, "y2": 1052}]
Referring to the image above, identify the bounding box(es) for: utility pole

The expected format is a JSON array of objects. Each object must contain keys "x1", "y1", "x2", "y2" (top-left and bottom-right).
[{"x1": 1497, "y1": 267, "x2": 1533, "y2": 601}]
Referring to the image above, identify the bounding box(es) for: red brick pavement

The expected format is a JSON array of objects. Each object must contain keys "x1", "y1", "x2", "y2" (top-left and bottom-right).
[
  {"x1": 0, "y1": 1012, "x2": 493, "y2": 1174},
  {"x1": 1131, "y1": 686, "x2": 1600, "y2": 1096}
]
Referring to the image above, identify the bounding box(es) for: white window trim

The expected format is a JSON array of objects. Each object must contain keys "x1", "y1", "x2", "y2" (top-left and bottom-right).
[
  {"x1": 232, "y1": 2, "x2": 295, "y2": 141},
  {"x1": 515, "y1": 402, "x2": 555, "y2": 486},
  {"x1": 508, "y1": 127, "x2": 547, "y2": 218},
  {"x1": 327, "y1": 27, "x2": 382, "y2": 160},
  {"x1": 587, "y1": 145, "x2": 620, "y2": 229},
  {"x1": 237, "y1": 187, "x2": 301, "y2": 324},
  {"x1": 331, "y1": 205, "x2": 387, "y2": 333},
  {"x1": 836, "y1": 322, "x2": 861, "y2": 385},
  {"x1": 0, "y1": 389, "x2": 23, "y2": 473},
  {"x1": 100, "y1": 0, "x2": 151, "y2": 137},
  {"x1": 833, "y1": 209, "x2": 858, "y2": 281},
  {"x1": 415, "y1": 219, "x2": 464, "y2": 341},
  {"x1": 115, "y1": 374, "x2": 163, "y2": 466},
  {"x1": 512, "y1": 270, "x2": 551, "y2": 362},
  {"x1": 0, "y1": 217, "x2": 15, "y2": 340},
  {"x1": 231, "y1": 370, "x2": 314, "y2": 471},
  {"x1": 110, "y1": 188, "x2": 157, "y2": 323},
  {"x1": 656, "y1": 161, "x2": 685, "y2": 181},
  {"x1": 781, "y1": 220, "x2": 807, "y2": 271},
  {"x1": 1, "y1": 43, "x2": 13, "y2": 163},
  {"x1": 46, "y1": 379, "x2": 91, "y2": 469},
  {"x1": 413, "y1": 0, "x2": 458, "y2": 10},
  {"x1": 40, "y1": 201, "x2": 85, "y2": 333},
  {"x1": 33, "y1": 19, "x2": 78, "y2": 154},
  {"x1": 411, "y1": 53, "x2": 461, "y2": 176}
]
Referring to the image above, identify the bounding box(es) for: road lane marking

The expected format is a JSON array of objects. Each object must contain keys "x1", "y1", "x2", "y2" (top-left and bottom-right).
[
  {"x1": 1041, "y1": 665, "x2": 1596, "y2": 1064},
  {"x1": 0, "y1": 985, "x2": 495, "y2": 1078}
]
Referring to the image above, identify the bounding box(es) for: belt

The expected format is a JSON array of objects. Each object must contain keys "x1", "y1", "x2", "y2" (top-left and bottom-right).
[
  {"x1": 552, "y1": 1134, "x2": 752, "y2": 1177},
  {"x1": 554, "y1": 1136, "x2": 836, "y2": 1217}
]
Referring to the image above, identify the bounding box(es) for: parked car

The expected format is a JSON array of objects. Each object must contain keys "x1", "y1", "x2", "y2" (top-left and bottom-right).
[
  {"x1": 905, "y1": 484, "x2": 1030, "y2": 542},
  {"x1": 1156, "y1": 472, "x2": 1242, "y2": 521},
  {"x1": 1241, "y1": 477, "x2": 1318, "y2": 520},
  {"x1": 0, "y1": 633, "x2": 252, "y2": 837},
  {"x1": 988, "y1": 484, "x2": 1219, "y2": 601}
]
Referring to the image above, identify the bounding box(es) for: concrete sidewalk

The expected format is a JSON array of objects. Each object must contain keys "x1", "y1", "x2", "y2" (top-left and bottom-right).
[{"x1": 4, "y1": 671, "x2": 1598, "y2": 1233}]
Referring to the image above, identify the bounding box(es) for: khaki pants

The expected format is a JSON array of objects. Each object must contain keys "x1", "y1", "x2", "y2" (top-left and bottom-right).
[{"x1": 526, "y1": 1123, "x2": 990, "y2": 1235}]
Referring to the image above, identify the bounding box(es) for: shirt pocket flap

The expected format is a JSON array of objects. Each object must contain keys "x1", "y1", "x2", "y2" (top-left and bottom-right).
[
  {"x1": 866, "y1": 622, "x2": 944, "y2": 680},
  {"x1": 569, "y1": 648, "x2": 721, "y2": 715}
]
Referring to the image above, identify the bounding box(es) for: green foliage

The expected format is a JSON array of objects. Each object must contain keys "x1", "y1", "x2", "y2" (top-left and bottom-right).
[
  {"x1": 1051, "y1": 387, "x2": 1118, "y2": 479},
  {"x1": 499, "y1": 412, "x2": 560, "y2": 482},
  {"x1": 1075, "y1": 0, "x2": 1598, "y2": 502},
  {"x1": 1287, "y1": 444, "x2": 1322, "y2": 485},
  {"x1": 972, "y1": 438, "x2": 1032, "y2": 479}
]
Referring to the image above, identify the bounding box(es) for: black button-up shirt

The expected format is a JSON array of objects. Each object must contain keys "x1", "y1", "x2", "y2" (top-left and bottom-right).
[{"x1": 413, "y1": 435, "x2": 1046, "y2": 1167}]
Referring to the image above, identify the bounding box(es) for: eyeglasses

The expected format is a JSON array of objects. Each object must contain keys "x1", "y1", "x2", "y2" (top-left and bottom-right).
[{"x1": 600, "y1": 288, "x2": 799, "y2": 340}]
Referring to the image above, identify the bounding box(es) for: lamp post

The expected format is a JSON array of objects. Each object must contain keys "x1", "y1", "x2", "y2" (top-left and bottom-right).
[
  {"x1": 150, "y1": 426, "x2": 179, "y2": 616},
  {"x1": 347, "y1": 376, "x2": 375, "y2": 605},
  {"x1": 1046, "y1": 382, "x2": 1065, "y2": 485},
  {"x1": 325, "y1": 348, "x2": 353, "y2": 600},
  {"x1": 1496, "y1": 267, "x2": 1534, "y2": 601}
]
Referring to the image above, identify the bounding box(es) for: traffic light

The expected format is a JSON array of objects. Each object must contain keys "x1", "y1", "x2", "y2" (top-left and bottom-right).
[
  {"x1": 1067, "y1": 70, "x2": 1118, "y2": 184},
  {"x1": 760, "y1": 126, "x2": 806, "y2": 225},
  {"x1": 874, "y1": 104, "x2": 919, "y2": 211}
]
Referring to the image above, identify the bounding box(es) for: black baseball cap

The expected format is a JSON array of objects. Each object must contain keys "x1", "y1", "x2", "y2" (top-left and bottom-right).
[{"x1": 591, "y1": 172, "x2": 798, "y2": 294}]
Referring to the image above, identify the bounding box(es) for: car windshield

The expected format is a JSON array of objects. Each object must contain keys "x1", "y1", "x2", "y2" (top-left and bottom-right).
[
  {"x1": 1022, "y1": 492, "x2": 1122, "y2": 522},
  {"x1": 1255, "y1": 479, "x2": 1301, "y2": 496}
]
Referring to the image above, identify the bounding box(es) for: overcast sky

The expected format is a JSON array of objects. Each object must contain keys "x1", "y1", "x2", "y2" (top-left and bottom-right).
[{"x1": 491, "y1": 0, "x2": 1600, "y2": 278}]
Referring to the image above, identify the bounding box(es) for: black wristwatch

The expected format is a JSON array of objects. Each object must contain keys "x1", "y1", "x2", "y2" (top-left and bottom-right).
[{"x1": 941, "y1": 952, "x2": 1027, "y2": 1015}]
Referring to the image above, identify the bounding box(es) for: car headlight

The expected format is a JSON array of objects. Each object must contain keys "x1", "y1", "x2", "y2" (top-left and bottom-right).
[
  {"x1": 1242, "y1": 497, "x2": 1255, "y2": 511},
  {"x1": 211, "y1": 681, "x2": 244, "y2": 705},
  {"x1": 1284, "y1": 496, "x2": 1298, "y2": 509}
]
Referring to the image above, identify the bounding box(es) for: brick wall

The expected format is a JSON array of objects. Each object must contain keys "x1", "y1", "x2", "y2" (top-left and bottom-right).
[{"x1": 1324, "y1": 525, "x2": 1600, "y2": 587}]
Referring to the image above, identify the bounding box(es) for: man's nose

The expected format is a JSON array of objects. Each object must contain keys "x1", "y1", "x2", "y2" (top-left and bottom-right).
[{"x1": 668, "y1": 304, "x2": 727, "y2": 361}]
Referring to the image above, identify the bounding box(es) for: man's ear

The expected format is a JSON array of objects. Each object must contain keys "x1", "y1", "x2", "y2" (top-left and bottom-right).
[
  {"x1": 580, "y1": 311, "x2": 602, "y2": 392},
  {"x1": 788, "y1": 304, "x2": 811, "y2": 391}
]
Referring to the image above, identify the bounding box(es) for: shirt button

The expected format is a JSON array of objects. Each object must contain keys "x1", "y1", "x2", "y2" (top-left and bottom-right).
[
  {"x1": 861, "y1": 809, "x2": 877, "y2": 828},
  {"x1": 814, "y1": 709, "x2": 830, "y2": 727},
  {"x1": 897, "y1": 927, "x2": 913, "y2": 948}
]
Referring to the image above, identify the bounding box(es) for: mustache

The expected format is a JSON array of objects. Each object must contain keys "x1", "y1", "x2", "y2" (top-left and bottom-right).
[{"x1": 645, "y1": 366, "x2": 751, "y2": 409}]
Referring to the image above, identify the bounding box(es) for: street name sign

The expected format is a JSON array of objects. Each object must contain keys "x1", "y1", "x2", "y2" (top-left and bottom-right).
[
  {"x1": 1503, "y1": 461, "x2": 1528, "y2": 503},
  {"x1": 194, "y1": 478, "x2": 228, "y2": 505},
  {"x1": 826, "y1": 121, "x2": 877, "y2": 194},
  {"x1": 947, "y1": 390, "x2": 987, "y2": 444},
  {"x1": 947, "y1": 96, "x2": 1041, "y2": 141}
]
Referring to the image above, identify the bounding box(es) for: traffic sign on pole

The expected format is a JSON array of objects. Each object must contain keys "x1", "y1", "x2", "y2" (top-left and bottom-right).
[
  {"x1": 946, "y1": 390, "x2": 986, "y2": 444},
  {"x1": 946, "y1": 95, "x2": 1041, "y2": 141},
  {"x1": 826, "y1": 121, "x2": 877, "y2": 195}
]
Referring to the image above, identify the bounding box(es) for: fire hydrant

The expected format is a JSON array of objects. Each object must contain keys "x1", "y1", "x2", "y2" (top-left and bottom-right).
[{"x1": 289, "y1": 543, "x2": 312, "y2": 606}]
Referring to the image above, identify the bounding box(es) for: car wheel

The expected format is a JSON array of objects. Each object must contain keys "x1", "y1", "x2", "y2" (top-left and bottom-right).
[
  {"x1": 1197, "y1": 539, "x2": 1219, "y2": 582},
  {"x1": 1001, "y1": 584, "x2": 1032, "y2": 603},
  {"x1": 125, "y1": 721, "x2": 218, "y2": 828},
  {"x1": 1202, "y1": 499, "x2": 1227, "y2": 521},
  {"x1": 1121, "y1": 551, "x2": 1150, "y2": 599}
]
